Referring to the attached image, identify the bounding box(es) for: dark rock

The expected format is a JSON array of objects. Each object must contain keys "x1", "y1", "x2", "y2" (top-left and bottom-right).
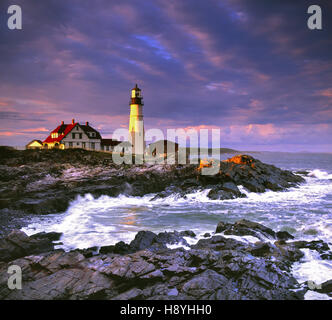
[
  {"x1": 274, "y1": 241, "x2": 305, "y2": 264},
  {"x1": 129, "y1": 231, "x2": 157, "y2": 252},
  {"x1": 192, "y1": 235, "x2": 246, "y2": 252},
  {"x1": 30, "y1": 231, "x2": 62, "y2": 241},
  {"x1": 0, "y1": 220, "x2": 307, "y2": 300},
  {"x1": 99, "y1": 245, "x2": 115, "y2": 254},
  {"x1": 215, "y1": 221, "x2": 230, "y2": 234},
  {"x1": 317, "y1": 279, "x2": 332, "y2": 294},
  {"x1": 215, "y1": 219, "x2": 276, "y2": 241},
  {"x1": 207, "y1": 188, "x2": 238, "y2": 200},
  {"x1": 0, "y1": 230, "x2": 59, "y2": 262},
  {"x1": 295, "y1": 171, "x2": 310, "y2": 176},
  {"x1": 250, "y1": 242, "x2": 274, "y2": 257},
  {"x1": 203, "y1": 233, "x2": 211, "y2": 238},
  {"x1": 73, "y1": 246, "x2": 99, "y2": 258},
  {"x1": 181, "y1": 269, "x2": 228, "y2": 299},
  {"x1": 276, "y1": 231, "x2": 294, "y2": 241},
  {"x1": 100, "y1": 241, "x2": 132, "y2": 255},
  {"x1": 153, "y1": 231, "x2": 189, "y2": 248},
  {"x1": 179, "y1": 230, "x2": 196, "y2": 238}
]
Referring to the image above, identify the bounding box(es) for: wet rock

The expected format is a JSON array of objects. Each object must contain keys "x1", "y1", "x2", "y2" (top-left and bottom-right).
[
  {"x1": 192, "y1": 235, "x2": 246, "y2": 252},
  {"x1": 73, "y1": 246, "x2": 99, "y2": 258},
  {"x1": 0, "y1": 220, "x2": 308, "y2": 300},
  {"x1": 129, "y1": 231, "x2": 158, "y2": 252},
  {"x1": 316, "y1": 279, "x2": 332, "y2": 294},
  {"x1": 295, "y1": 171, "x2": 310, "y2": 176},
  {"x1": 181, "y1": 269, "x2": 228, "y2": 299},
  {"x1": 273, "y1": 241, "x2": 305, "y2": 264},
  {"x1": 292, "y1": 240, "x2": 332, "y2": 259},
  {"x1": 112, "y1": 288, "x2": 143, "y2": 300},
  {"x1": 250, "y1": 242, "x2": 274, "y2": 257},
  {"x1": 207, "y1": 189, "x2": 238, "y2": 200},
  {"x1": 276, "y1": 231, "x2": 294, "y2": 241},
  {"x1": 100, "y1": 241, "x2": 131, "y2": 255},
  {"x1": 207, "y1": 181, "x2": 246, "y2": 200},
  {"x1": 153, "y1": 231, "x2": 190, "y2": 247},
  {"x1": 179, "y1": 230, "x2": 196, "y2": 238},
  {"x1": 0, "y1": 230, "x2": 61, "y2": 262},
  {"x1": 30, "y1": 231, "x2": 62, "y2": 242},
  {"x1": 215, "y1": 219, "x2": 276, "y2": 240}
]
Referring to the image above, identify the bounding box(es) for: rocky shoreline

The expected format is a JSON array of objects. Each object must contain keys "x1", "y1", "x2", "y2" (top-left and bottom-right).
[
  {"x1": 0, "y1": 149, "x2": 331, "y2": 300},
  {"x1": 0, "y1": 219, "x2": 331, "y2": 300},
  {"x1": 0, "y1": 147, "x2": 304, "y2": 235}
]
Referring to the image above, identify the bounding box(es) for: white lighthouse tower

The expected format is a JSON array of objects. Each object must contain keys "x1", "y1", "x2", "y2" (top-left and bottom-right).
[{"x1": 129, "y1": 84, "x2": 145, "y2": 155}]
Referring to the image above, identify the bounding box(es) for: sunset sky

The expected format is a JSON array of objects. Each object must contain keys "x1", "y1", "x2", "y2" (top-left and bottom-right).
[{"x1": 0, "y1": 0, "x2": 332, "y2": 152}]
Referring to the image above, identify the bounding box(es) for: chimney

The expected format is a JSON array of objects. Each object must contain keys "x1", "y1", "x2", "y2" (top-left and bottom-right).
[
  {"x1": 86, "y1": 121, "x2": 89, "y2": 126},
  {"x1": 61, "y1": 121, "x2": 64, "y2": 125},
  {"x1": 72, "y1": 119, "x2": 75, "y2": 125}
]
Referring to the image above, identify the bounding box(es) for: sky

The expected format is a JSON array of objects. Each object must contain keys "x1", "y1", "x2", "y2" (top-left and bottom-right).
[{"x1": 0, "y1": 0, "x2": 332, "y2": 152}]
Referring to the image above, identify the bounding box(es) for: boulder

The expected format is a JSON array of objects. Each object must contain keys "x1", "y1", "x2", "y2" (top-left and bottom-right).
[
  {"x1": 317, "y1": 279, "x2": 332, "y2": 294},
  {"x1": 0, "y1": 230, "x2": 61, "y2": 262},
  {"x1": 215, "y1": 219, "x2": 276, "y2": 240}
]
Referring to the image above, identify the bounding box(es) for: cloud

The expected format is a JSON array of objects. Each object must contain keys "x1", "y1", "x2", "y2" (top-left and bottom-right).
[
  {"x1": 0, "y1": 0, "x2": 331, "y2": 151},
  {"x1": 318, "y1": 88, "x2": 332, "y2": 98}
]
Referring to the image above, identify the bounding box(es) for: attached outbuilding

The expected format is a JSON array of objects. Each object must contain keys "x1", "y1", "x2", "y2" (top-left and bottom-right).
[{"x1": 26, "y1": 140, "x2": 43, "y2": 150}]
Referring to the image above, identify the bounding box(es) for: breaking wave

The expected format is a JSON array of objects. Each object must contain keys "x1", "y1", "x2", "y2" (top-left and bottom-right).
[{"x1": 308, "y1": 169, "x2": 332, "y2": 180}]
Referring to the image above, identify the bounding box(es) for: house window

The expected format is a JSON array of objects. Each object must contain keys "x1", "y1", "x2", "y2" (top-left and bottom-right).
[
  {"x1": 91, "y1": 142, "x2": 95, "y2": 150},
  {"x1": 69, "y1": 142, "x2": 73, "y2": 148},
  {"x1": 79, "y1": 133, "x2": 82, "y2": 139},
  {"x1": 90, "y1": 132, "x2": 96, "y2": 138},
  {"x1": 77, "y1": 142, "x2": 80, "y2": 146},
  {"x1": 72, "y1": 133, "x2": 75, "y2": 139},
  {"x1": 76, "y1": 126, "x2": 79, "y2": 131},
  {"x1": 106, "y1": 146, "x2": 109, "y2": 151},
  {"x1": 82, "y1": 142, "x2": 86, "y2": 148}
]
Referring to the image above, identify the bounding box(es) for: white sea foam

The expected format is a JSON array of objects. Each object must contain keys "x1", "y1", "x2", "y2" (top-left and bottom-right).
[
  {"x1": 292, "y1": 249, "x2": 332, "y2": 300},
  {"x1": 166, "y1": 243, "x2": 191, "y2": 251},
  {"x1": 304, "y1": 291, "x2": 331, "y2": 300},
  {"x1": 22, "y1": 175, "x2": 332, "y2": 249},
  {"x1": 308, "y1": 169, "x2": 332, "y2": 180}
]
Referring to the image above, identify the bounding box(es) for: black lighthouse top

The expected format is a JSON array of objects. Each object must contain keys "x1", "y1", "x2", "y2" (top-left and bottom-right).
[{"x1": 130, "y1": 84, "x2": 144, "y2": 106}]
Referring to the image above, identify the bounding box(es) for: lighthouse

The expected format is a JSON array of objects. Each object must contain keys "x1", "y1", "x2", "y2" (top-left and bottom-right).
[{"x1": 129, "y1": 84, "x2": 145, "y2": 155}]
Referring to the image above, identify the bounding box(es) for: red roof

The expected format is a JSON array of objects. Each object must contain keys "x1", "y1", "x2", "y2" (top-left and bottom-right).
[{"x1": 43, "y1": 123, "x2": 77, "y2": 144}]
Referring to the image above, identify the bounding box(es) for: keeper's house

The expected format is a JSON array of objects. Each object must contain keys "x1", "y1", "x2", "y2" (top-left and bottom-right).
[{"x1": 40, "y1": 119, "x2": 121, "y2": 151}]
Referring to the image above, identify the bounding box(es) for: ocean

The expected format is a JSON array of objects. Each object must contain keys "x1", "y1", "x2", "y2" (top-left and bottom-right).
[{"x1": 21, "y1": 151, "x2": 332, "y2": 299}]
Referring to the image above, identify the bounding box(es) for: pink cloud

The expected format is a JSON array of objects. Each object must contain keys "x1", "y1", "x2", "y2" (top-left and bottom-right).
[
  {"x1": 318, "y1": 88, "x2": 332, "y2": 98},
  {"x1": 0, "y1": 131, "x2": 24, "y2": 137},
  {"x1": 21, "y1": 127, "x2": 49, "y2": 133}
]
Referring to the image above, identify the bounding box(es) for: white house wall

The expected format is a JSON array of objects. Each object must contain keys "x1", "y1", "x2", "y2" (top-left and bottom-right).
[{"x1": 61, "y1": 125, "x2": 101, "y2": 150}]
